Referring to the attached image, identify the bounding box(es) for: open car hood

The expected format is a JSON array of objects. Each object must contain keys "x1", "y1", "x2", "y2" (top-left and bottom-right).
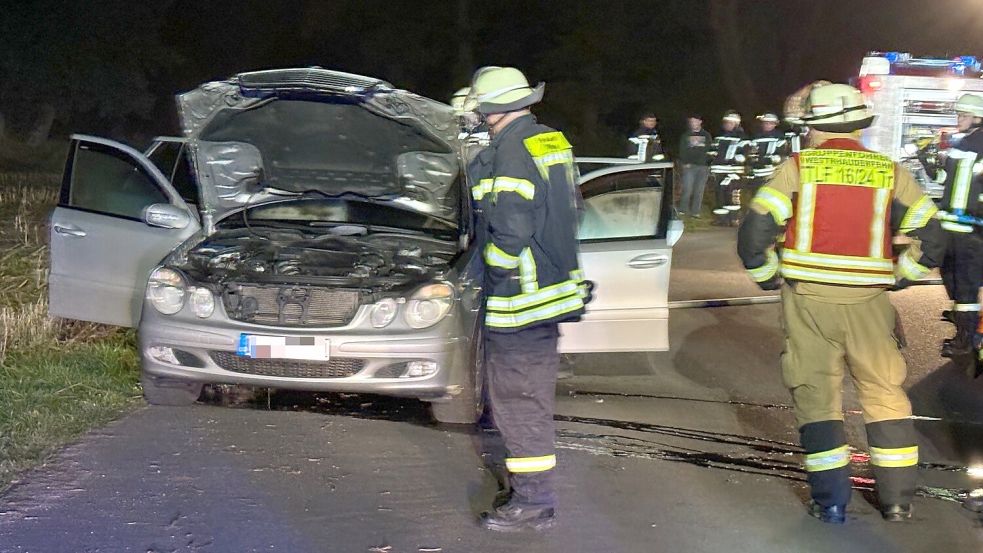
[{"x1": 176, "y1": 68, "x2": 462, "y2": 227}]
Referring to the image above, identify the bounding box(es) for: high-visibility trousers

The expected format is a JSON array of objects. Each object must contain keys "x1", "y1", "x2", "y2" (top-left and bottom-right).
[
  {"x1": 485, "y1": 323, "x2": 560, "y2": 507},
  {"x1": 781, "y1": 286, "x2": 918, "y2": 507}
]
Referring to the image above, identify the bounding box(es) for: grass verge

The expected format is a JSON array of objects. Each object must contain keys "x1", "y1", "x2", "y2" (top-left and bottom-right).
[{"x1": 0, "y1": 173, "x2": 140, "y2": 492}]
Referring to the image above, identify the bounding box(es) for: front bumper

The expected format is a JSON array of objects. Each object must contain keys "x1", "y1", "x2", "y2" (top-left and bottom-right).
[{"x1": 138, "y1": 302, "x2": 472, "y2": 401}]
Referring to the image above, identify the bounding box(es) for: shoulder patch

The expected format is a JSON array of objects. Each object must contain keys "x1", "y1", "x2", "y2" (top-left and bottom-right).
[{"x1": 523, "y1": 131, "x2": 572, "y2": 158}]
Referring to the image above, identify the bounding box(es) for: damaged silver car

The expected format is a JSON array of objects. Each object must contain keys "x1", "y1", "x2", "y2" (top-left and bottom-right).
[{"x1": 49, "y1": 68, "x2": 680, "y2": 423}]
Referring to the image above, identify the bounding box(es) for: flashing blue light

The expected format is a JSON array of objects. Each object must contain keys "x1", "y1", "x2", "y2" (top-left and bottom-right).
[{"x1": 884, "y1": 51, "x2": 902, "y2": 63}]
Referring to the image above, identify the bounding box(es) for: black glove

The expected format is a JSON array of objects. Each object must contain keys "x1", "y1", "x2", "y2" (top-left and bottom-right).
[
  {"x1": 891, "y1": 278, "x2": 914, "y2": 291},
  {"x1": 583, "y1": 280, "x2": 597, "y2": 305},
  {"x1": 757, "y1": 275, "x2": 783, "y2": 291}
]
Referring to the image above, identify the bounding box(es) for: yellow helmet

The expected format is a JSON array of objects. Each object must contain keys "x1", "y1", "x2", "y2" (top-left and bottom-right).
[
  {"x1": 955, "y1": 93, "x2": 983, "y2": 117},
  {"x1": 450, "y1": 87, "x2": 470, "y2": 115},
  {"x1": 802, "y1": 83, "x2": 874, "y2": 132},
  {"x1": 469, "y1": 66, "x2": 544, "y2": 115}
]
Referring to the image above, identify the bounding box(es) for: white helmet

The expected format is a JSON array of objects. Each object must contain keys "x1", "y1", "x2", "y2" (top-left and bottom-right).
[
  {"x1": 802, "y1": 83, "x2": 874, "y2": 132},
  {"x1": 955, "y1": 94, "x2": 983, "y2": 117}
]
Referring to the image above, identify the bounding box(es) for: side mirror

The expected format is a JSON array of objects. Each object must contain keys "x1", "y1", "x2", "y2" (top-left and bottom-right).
[
  {"x1": 667, "y1": 218, "x2": 684, "y2": 248},
  {"x1": 143, "y1": 203, "x2": 191, "y2": 230}
]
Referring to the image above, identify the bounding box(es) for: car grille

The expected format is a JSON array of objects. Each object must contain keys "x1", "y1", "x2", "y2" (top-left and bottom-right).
[
  {"x1": 210, "y1": 351, "x2": 365, "y2": 379},
  {"x1": 225, "y1": 285, "x2": 362, "y2": 327}
]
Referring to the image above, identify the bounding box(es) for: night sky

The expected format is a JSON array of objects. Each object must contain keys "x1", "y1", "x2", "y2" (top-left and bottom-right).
[{"x1": 2, "y1": 0, "x2": 983, "y2": 159}]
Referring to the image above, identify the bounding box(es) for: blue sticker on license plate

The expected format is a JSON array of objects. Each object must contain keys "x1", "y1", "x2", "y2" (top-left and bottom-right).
[{"x1": 237, "y1": 334, "x2": 330, "y2": 361}]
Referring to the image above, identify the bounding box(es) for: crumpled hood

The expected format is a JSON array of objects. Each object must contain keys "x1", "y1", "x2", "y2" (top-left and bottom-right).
[{"x1": 176, "y1": 68, "x2": 462, "y2": 227}]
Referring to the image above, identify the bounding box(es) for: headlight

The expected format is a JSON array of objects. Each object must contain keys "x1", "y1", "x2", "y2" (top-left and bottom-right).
[
  {"x1": 147, "y1": 267, "x2": 186, "y2": 315},
  {"x1": 189, "y1": 287, "x2": 215, "y2": 318},
  {"x1": 404, "y1": 283, "x2": 454, "y2": 329},
  {"x1": 371, "y1": 298, "x2": 399, "y2": 328}
]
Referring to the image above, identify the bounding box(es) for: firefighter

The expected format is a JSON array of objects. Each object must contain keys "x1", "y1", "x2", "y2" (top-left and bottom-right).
[
  {"x1": 710, "y1": 110, "x2": 748, "y2": 225},
  {"x1": 465, "y1": 66, "x2": 587, "y2": 532},
  {"x1": 738, "y1": 82, "x2": 945, "y2": 524},
  {"x1": 937, "y1": 93, "x2": 983, "y2": 371},
  {"x1": 747, "y1": 113, "x2": 788, "y2": 185},
  {"x1": 627, "y1": 112, "x2": 665, "y2": 161}
]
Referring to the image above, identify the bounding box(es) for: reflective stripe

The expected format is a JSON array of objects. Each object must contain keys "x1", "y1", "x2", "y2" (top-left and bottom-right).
[
  {"x1": 869, "y1": 446, "x2": 918, "y2": 468},
  {"x1": 781, "y1": 264, "x2": 895, "y2": 286},
  {"x1": 505, "y1": 454, "x2": 556, "y2": 473},
  {"x1": 869, "y1": 188, "x2": 891, "y2": 257},
  {"x1": 795, "y1": 182, "x2": 817, "y2": 251},
  {"x1": 954, "y1": 303, "x2": 981, "y2": 312},
  {"x1": 518, "y1": 247, "x2": 538, "y2": 293},
  {"x1": 896, "y1": 252, "x2": 930, "y2": 281},
  {"x1": 485, "y1": 295, "x2": 584, "y2": 328},
  {"x1": 486, "y1": 279, "x2": 581, "y2": 312},
  {"x1": 949, "y1": 149, "x2": 978, "y2": 211},
  {"x1": 471, "y1": 178, "x2": 494, "y2": 201},
  {"x1": 782, "y1": 249, "x2": 894, "y2": 271},
  {"x1": 753, "y1": 186, "x2": 793, "y2": 224},
  {"x1": 941, "y1": 220, "x2": 974, "y2": 233},
  {"x1": 804, "y1": 445, "x2": 851, "y2": 472},
  {"x1": 484, "y1": 243, "x2": 519, "y2": 269},
  {"x1": 493, "y1": 177, "x2": 535, "y2": 201},
  {"x1": 748, "y1": 250, "x2": 779, "y2": 282},
  {"x1": 900, "y1": 195, "x2": 938, "y2": 233}
]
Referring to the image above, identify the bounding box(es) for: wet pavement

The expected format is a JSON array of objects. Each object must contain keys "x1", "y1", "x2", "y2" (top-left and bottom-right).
[{"x1": 2, "y1": 228, "x2": 982, "y2": 552}]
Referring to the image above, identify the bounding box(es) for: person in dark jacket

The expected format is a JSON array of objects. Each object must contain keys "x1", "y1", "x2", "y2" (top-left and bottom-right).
[
  {"x1": 677, "y1": 114, "x2": 712, "y2": 217},
  {"x1": 627, "y1": 112, "x2": 665, "y2": 160},
  {"x1": 466, "y1": 66, "x2": 587, "y2": 532}
]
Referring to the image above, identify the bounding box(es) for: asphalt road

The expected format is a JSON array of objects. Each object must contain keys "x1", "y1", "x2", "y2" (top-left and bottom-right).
[{"x1": 2, "y1": 228, "x2": 982, "y2": 553}]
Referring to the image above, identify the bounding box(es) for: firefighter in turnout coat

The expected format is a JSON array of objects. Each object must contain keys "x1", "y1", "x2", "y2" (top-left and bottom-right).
[
  {"x1": 738, "y1": 83, "x2": 945, "y2": 524},
  {"x1": 465, "y1": 66, "x2": 587, "y2": 532}
]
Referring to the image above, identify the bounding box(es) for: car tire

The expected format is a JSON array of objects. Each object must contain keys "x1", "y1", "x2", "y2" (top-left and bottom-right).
[
  {"x1": 430, "y1": 326, "x2": 485, "y2": 425},
  {"x1": 140, "y1": 373, "x2": 203, "y2": 406}
]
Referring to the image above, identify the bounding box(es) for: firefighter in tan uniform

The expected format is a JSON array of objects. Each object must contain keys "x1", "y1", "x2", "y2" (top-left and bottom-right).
[{"x1": 738, "y1": 83, "x2": 945, "y2": 524}]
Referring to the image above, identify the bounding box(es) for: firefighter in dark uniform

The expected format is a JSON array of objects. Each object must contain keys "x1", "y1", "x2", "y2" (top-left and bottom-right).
[
  {"x1": 711, "y1": 110, "x2": 748, "y2": 226},
  {"x1": 465, "y1": 66, "x2": 587, "y2": 532},
  {"x1": 937, "y1": 93, "x2": 983, "y2": 373},
  {"x1": 747, "y1": 113, "x2": 788, "y2": 188},
  {"x1": 738, "y1": 83, "x2": 945, "y2": 524}
]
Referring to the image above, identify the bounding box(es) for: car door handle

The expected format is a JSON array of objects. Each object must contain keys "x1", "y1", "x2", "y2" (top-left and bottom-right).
[
  {"x1": 627, "y1": 253, "x2": 669, "y2": 269},
  {"x1": 53, "y1": 224, "x2": 86, "y2": 237}
]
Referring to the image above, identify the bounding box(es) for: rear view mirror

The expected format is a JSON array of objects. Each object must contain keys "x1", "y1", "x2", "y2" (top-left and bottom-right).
[{"x1": 143, "y1": 203, "x2": 191, "y2": 229}]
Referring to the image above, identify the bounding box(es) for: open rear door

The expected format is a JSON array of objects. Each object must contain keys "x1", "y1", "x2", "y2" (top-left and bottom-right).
[{"x1": 559, "y1": 162, "x2": 677, "y2": 353}]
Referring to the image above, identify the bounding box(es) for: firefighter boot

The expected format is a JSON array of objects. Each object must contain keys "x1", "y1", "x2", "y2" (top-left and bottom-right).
[
  {"x1": 867, "y1": 420, "x2": 918, "y2": 522},
  {"x1": 801, "y1": 421, "x2": 851, "y2": 524},
  {"x1": 480, "y1": 500, "x2": 556, "y2": 532}
]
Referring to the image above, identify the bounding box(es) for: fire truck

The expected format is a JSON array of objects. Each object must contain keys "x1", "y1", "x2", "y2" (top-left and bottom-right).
[{"x1": 856, "y1": 51, "x2": 983, "y2": 198}]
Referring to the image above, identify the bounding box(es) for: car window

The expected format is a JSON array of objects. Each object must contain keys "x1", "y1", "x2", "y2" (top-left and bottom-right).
[
  {"x1": 68, "y1": 142, "x2": 168, "y2": 220},
  {"x1": 147, "y1": 141, "x2": 198, "y2": 206},
  {"x1": 577, "y1": 169, "x2": 664, "y2": 241}
]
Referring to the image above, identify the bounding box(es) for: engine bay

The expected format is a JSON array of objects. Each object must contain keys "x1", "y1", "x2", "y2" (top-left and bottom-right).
[{"x1": 177, "y1": 227, "x2": 457, "y2": 293}]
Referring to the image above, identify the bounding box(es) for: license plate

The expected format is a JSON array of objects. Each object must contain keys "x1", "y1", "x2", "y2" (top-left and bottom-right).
[{"x1": 237, "y1": 334, "x2": 330, "y2": 361}]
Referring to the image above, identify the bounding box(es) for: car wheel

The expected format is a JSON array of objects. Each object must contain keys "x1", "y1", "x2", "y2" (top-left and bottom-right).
[
  {"x1": 140, "y1": 372, "x2": 203, "y2": 406},
  {"x1": 430, "y1": 326, "x2": 485, "y2": 424}
]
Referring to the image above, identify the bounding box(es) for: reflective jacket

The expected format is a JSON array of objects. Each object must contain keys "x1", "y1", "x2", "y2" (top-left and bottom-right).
[
  {"x1": 710, "y1": 128, "x2": 748, "y2": 175},
  {"x1": 748, "y1": 129, "x2": 789, "y2": 180},
  {"x1": 738, "y1": 138, "x2": 945, "y2": 288},
  {"x1": 939, "y1": 127, "x2": 983, "y2": 233},
  {"x1": 467, "y1": 114, "x2": 587, "y2": 332}
]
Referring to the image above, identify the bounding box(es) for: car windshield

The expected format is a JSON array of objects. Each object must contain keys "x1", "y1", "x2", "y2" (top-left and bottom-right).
[{"x1": 217, "y1": 198, "x2": 458, "y2": 241}]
